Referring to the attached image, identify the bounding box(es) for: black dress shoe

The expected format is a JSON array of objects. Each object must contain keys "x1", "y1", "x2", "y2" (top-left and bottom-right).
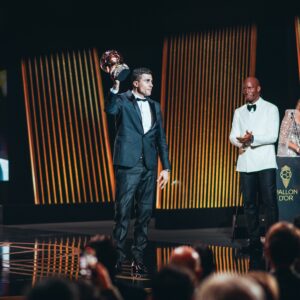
[{"x1": 131, "y1": 260, "x2": 148, "y2": 275}]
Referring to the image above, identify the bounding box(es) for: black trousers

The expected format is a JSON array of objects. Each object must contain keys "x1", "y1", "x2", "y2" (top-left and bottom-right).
[
  {"x1": 240, "y1": 168, "x2": 278, "y2": 243},
  {"x1": 113, "y1": 159, "x2": 156, "y2": 263}
]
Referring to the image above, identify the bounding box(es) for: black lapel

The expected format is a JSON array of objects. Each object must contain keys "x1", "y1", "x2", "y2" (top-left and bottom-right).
[
  {"x1": 126, "y1": 90, "x2": 143, "y2": 126},
  {"x1": 133, "y1": 101, "x2": 143, "y2": 124},
  {"x1": 148, "y1": 100, "x2": 157, "y2": 127}
]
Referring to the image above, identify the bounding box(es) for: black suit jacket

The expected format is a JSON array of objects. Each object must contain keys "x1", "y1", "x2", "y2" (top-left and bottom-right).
[{"x1": 105, "y1": 90, "x2": 171, "y2": 171}]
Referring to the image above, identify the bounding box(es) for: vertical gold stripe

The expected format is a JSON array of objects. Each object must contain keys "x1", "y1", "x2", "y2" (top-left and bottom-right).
[
  {"x1": 45, "y1": 56, "x2": 63, "y2": 205},
  {"x1": 187, "y1": 33, "x2": 193, "y2": 208},
  {"x1": 73, "y1": 51, "x2": 93, "y2": 202},
  {"x1": 21, "y1": 61, "x2": 40, "y2": 204},
  {"x1": 77, "y1": 51, "x2": 98, "y2": 202},
  {"x1": 180, "y1": 35, "x2": 187, "y2": 209},
  {"x1": 34, "y1": 57, "x2": 51, "y2": 204},
  {"x1": 222, "y1": 27, "x2": 229, "y2": 208},
  {"x1": 56, "y1": 53, "x2": 74, "y2": 203},
  {"x1": 203, "y1": 31, "x2": 211, "y2": 208},
  {"x1": 196, "y1": 32, "x2": 204, "y2": 208},
  {"x1": 216, "y1": 28, "x2": 223, "y2": 208},
  {"x1": 83, "y1": 50, "x2": 101, "y2": 201},
  {"x1": 179, "y1": 34, "x2": 187, "y2": 209},
  {"x1": 224, "y1": 247, "x2": 229, "y2": 272},
  {"x1": 183, "y1": 34, "x2": 191, "y2": 208},
  {"x1": 157, "y1": 38, "x2": 168, "y2": 208},
  {"x1": 62, "y1": 52, "x2": 81, "y2": 203},
  {"x1": 229, "y1": 27, "x2": 235, "y2": 207},
  {"x1": 156, "y1": 248, "x2": 162, "y2": 271},
  {"x1": 169, "y1": 36, "x2": 176, "y2": 209},
  {"x1": 51, "y1": 55, "x2": 68, "y2": 204},
  {"x1": 30, "y1": 59, "x2": 45, "y2": 204},
  {"x1": 200, "y1": 30, "x2": 207, "y2": 208},
  {"x1": 92, "y1": 48, "x2": 115, "y2": 201},
  {"x1": 164, "y1": 38, "x2": 170, "y2": 210},
  {"x1": 42, "y1": 57, "x2": 61, "y2": 204},
  {"x1": 210, "y1": 30, "x2": 216, "y2": 208},
  {"x1": 39, "y1": 56, "x2": 57, "y2": 205},
  {"x1": 66, "y1": 52, "x2": 87, "y2": 203},
  {"x1": 173, "y1": 35, "x2": 181, "y2": 209},
  {"x1": 88, "y1": 50, "x2": 105, "y2": 202},
  {"x1": 171, "y1": 36, "x2": 178, "y2": 209},
  {"x1": 169, "y1": 36, "x2": 178, "y2": 209},
  {"x1": 165, "y1": 37, "x2": 174, "y2": 209},
  {"x1": 191, "y1": 33, "x2": 198, "y2": 208}
]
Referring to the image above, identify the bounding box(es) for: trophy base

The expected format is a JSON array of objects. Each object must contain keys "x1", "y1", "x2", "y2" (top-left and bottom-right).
[{"x1": 116, "y1": 69, "x2": 130, "y2": 81}]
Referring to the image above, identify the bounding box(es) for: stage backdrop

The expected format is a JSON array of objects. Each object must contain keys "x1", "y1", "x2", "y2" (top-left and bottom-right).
[
  {"x1": 156, "y1": 24, "x2": 257, "y2": 228},
  {"x1": 16, "y1": 49, "x2": 116, "y2": 223},
  {"x1": 16, "y1": 26, "x2": 256, "y2": 225}
]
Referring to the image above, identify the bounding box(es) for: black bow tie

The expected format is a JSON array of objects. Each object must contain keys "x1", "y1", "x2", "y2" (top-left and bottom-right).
[
  {"x1": 136, "y1": 97, "x2": 148, "y2": 102},
  {"x1": 247, "y1": 104, "x2": 256, "y2": 112}
]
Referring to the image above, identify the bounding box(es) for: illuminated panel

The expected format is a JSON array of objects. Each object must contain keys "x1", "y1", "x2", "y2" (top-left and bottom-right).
[
  {"x1": 157, "y1": 25, "x2": 257, "y2": 209},
  {"x1": 21, "y1": 49, "x2": 115, "y2": 205},
  {"x1": 296, "y1": 17, "x2": 300, "y2": 80},
  {"x1": 156, "y1": 245, "x2": 249, "y2": 274}
]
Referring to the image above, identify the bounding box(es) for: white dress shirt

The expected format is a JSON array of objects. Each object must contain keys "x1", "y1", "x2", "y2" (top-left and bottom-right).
[
  {"x1": 110, "y1": 88, "x2": 152, "y2": 134},
  {"x1": 132, "y1": 91, "x2": 152, "y2": 134},
  {"x1": 229, "y1": 97, "x2": 279, "y2": 172}
]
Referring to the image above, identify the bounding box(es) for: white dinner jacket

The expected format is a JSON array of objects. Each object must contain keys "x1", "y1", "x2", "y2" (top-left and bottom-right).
[{"x1": 229, "y1": 97, "x2": 279, "y2": 172}]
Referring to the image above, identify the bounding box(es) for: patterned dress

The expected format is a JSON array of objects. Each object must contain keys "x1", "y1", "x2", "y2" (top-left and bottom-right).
[{"x1": 278, "y1": 109, "x2": 300, "y2": 156}]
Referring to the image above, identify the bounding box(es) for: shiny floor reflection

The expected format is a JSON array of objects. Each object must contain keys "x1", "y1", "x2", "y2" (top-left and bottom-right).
[{"x1": 0, "y1": 223, "x2": 266, "y2": 297}]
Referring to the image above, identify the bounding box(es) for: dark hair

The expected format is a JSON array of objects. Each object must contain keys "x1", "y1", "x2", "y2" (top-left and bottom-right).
[
  {"x1": 266, "y1": 222, "x2": 300, "y2": 266},
  {"x1": 25, "y1": 278, "x2": 78, "y2": 300},
  {"x1": 131, "y1": 67, "x2": 152, "y2": 83},
  {"x1": 152, "y1": 265, "x2": 195, "y2": 300}
]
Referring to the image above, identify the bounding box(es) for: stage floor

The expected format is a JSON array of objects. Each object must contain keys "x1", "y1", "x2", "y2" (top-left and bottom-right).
[{"x1": 0, "y1": 219, "x2": 264, "y2": 297}]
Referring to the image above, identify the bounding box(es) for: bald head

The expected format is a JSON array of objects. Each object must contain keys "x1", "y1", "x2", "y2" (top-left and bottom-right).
[
  {"x1": 243, "y1": 77, "x2": 261, "y2": 103},
  {"x1": 170, "y1": 246, "x2": 202, "y2": 279}
]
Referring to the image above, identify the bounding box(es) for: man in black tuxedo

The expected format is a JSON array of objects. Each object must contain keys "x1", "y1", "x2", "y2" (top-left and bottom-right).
[{"x1": 105, "y1": 67, "x2": 171, "y2": 275}]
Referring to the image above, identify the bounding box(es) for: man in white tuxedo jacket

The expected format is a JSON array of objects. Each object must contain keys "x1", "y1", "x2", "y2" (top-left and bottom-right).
[{"x1": 230, "y1": 77, "x2": 279, "y2": 251}]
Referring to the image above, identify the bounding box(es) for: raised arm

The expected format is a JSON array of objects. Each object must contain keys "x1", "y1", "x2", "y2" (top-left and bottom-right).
[{"x1": 104, "y1": 80, "x2": 122, "y2": 115}]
